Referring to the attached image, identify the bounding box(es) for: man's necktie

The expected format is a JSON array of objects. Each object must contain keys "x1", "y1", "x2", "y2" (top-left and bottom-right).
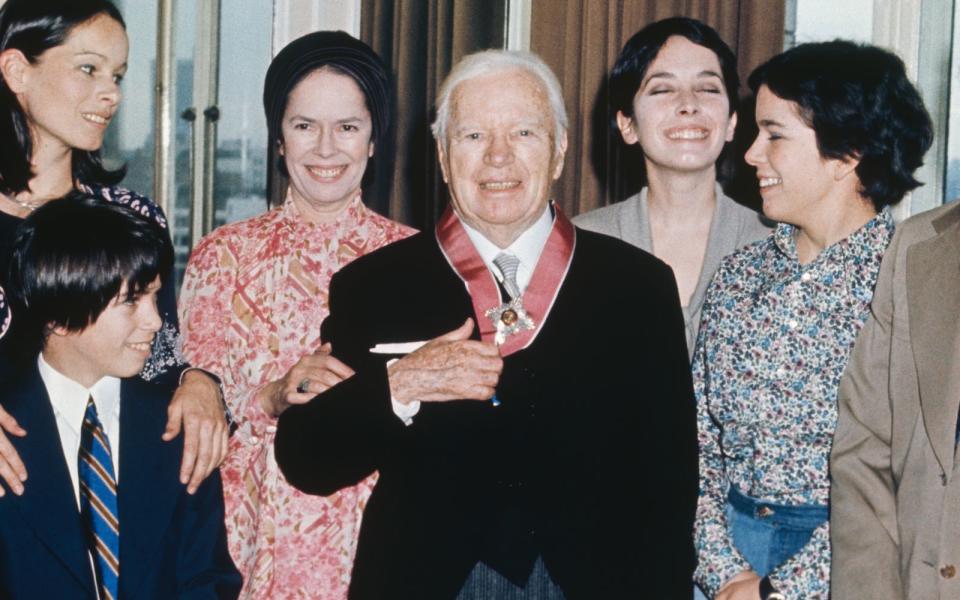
[
  {"x1": 493, "y1": 252, "x2": 522, "y2": 300},
  {"x1": 78, "y1": 395, "x2": 120, "y2": 600}
]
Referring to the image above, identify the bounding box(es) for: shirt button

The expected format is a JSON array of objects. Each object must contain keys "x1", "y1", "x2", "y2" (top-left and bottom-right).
[
  {"x1": 249, "y1": 435, "x2": 260, "y2": 445},
  {"x1": 788, "y1": 319, "x2": 799, "y2": 329},
  {"x1": 801, "y1": 272, "x2": 812, "y2": 282},
  {"x1": 941, "y1": 565, "x2": 956, "y2": 579}
]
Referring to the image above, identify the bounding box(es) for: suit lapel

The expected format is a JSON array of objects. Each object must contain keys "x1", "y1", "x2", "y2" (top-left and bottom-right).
[
  {"x1": 6, "y1": 369, "x2": 96, "y2": 593},
  {"x1": 117, "y1": 377, "x2": 183, "y2": 596},
  {"x1": 907, "y1": 211, "x2": 960, "y2": 472}
]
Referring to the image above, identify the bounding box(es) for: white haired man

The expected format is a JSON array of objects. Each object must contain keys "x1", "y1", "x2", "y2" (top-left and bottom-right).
[{"x1": 274, "y1": 50, "x2": 697, "y2": 600}]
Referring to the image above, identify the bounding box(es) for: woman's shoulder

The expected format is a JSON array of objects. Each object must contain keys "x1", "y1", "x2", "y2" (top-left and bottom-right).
[
  {"x1": 716, "y1": 191, "x2": 774, "y2": 245},
  {"x1": 190, "y1": 205, "x2": 285, "y2": 258},
  {"x1": 78, "y1": 182, "x2": 168, "y2": 229},
  {"x1": 362, "y1": 207, "x2": 417, "y2": 241}
]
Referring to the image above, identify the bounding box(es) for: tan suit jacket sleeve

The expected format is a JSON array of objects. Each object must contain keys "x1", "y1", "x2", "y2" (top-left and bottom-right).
[{"x1": 830, "y1": 226, "x2": 905, "y2": 600}]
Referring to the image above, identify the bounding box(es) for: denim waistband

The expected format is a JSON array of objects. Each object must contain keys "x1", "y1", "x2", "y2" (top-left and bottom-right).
[{"x1": 727, "y1": 486, "x2": 828, "y2": 530}]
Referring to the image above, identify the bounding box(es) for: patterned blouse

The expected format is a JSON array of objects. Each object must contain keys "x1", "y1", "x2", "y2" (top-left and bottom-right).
[
  {"x1": 0, "y1": 184, "x2": 183, "y2": 383},
  {"x1": 692, "y1": 210, "x2": 894, "y2": 599},
  {"x1": 179, "y1": 194, "x2": 414, "y2": 600}
]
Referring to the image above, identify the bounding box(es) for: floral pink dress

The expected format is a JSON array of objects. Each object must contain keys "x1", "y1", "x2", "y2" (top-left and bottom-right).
[{"x1": 179, "y1": 194, "x2": 414, "y2": 599}]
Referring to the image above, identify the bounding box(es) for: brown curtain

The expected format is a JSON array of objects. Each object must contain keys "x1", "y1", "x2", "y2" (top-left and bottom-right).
[
  {"x1": 360, "y1": 0, "x2": 506, "y2": 229},
  {"x1": 531, "y1": 0, "x2": 786, "y2": 216}
]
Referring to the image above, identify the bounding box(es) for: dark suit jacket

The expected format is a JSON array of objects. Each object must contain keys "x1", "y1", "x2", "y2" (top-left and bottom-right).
[
  {"x1": 275, "y1": 228, "x2": 698, "y2": 599},
  {"x1": 0, "y1": 367, "x2": 241, "y2": 599}
]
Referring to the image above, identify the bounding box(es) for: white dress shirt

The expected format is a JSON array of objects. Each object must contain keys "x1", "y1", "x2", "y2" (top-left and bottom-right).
[
  {"x1": 38, "y1": 354, "x2": 122, "y2": 509},
  {"x1": 460, "y1": 204, "x2": 554, "y2": 297},
  {"x1": 392, "y1": 205, "x2": 554, "y2": 424}
]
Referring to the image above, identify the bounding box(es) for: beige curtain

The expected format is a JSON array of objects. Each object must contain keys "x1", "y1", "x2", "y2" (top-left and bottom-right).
[
  {"x1": 361, "y1": 0, "x2": 506, "y2": 229},
  {"x1": 531, "y1": 0, "x2": 786, "y2": 216}
]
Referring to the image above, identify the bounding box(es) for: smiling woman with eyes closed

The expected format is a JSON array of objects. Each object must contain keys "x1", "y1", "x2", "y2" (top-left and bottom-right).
[
  {"x1": 692, "y1": 41, "x2": 933, "y2": 600},
  {"x1": 574, "y1": 17, "x2": 771, "y2": 357},
  {"x1": 177, "y1": 31, "x2": 415, "y2": 599},
  {"x1": 0, "y1": 0, "x2": 228, "y2": 502}
]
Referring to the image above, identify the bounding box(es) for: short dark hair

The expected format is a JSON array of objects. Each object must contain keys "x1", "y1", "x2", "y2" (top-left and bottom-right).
[
  {"x1": 748, "y1": 40, "x2": 933, "y2": 211},
  {"x1": 0, "y1": 0, "x2": 126, "y2": 195},
  {"x1": 610, "y1": 17, "x2": 740, "y2": 123},
  {"x1": 263, "y1": 31, "x2": 391, "y2": 178},
  {"x1": 8, "y1": 194, "x2": 173, "y2": 353}
]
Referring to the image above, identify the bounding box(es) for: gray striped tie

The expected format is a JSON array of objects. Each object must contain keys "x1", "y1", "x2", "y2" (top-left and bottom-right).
[{"x1": 493, "y1": 252, "x2": 521, "y2": 300}]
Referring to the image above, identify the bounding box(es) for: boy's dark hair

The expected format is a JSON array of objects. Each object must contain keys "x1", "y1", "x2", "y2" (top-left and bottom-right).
[
  {"x1": 0, "y1": 0, "x2": 126, "y2": 195},
  {"x1": 7, "y1": 194, "x2": 172, "y2": 353},
  {"x1": 748, "y1": 40, "x2": 934, "y2": 211}
]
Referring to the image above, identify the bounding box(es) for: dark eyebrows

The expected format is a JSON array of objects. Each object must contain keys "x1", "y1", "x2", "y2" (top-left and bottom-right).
[{"x1": 758, "y1": 119, "x2": 785, "y2": 128}]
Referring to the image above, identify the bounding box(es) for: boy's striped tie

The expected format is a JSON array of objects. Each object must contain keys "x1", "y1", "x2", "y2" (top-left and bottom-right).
[{"x1": 78, "y1": 395, "x2": 120, "y2": 600}]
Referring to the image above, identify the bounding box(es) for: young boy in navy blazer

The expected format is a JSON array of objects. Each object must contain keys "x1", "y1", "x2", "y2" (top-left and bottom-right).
[{"x1": 0, "y1": 195, "x2": 241, "y2": 599}]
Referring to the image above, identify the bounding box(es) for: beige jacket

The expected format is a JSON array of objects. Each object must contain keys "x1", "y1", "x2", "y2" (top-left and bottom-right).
[{"x1": 831, "y1": 201, "x2": 960, "y2": 599}]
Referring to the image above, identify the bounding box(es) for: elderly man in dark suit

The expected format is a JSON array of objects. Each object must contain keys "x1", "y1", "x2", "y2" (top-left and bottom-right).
[
  {"x1": 831, "y1": 200, "x2": 960, "y2": 600},
  {"x1": 275, "y1": 49, "x2": 697, "y2": 600}
]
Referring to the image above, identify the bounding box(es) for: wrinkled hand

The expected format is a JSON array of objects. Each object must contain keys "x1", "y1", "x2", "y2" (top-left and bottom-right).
[
  {"x1": 0, "y1": 404, "x2": 26, "y2": 497},
  {"x1": 258, "y1": 343, "x2": 355, "y2": 418},
  {"x1": 163, "y1": 370, "x2": 229, "y2": 494},
  {"x1": 388, "y1": 318, "x2": 502, "y2": 404},
  {"x1": 716, "y1": 570, "x2": 761, "y2": 600}
]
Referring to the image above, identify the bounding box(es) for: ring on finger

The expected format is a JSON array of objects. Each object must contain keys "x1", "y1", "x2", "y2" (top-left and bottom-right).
[{"x1": 296, "y1": 378, "x2": 311, "y2": 394}]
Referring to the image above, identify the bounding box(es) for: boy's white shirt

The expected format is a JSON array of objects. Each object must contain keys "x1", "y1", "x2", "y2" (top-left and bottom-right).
[{"x1": 38, "y1": 353, "x2": 121, "y2": 509}]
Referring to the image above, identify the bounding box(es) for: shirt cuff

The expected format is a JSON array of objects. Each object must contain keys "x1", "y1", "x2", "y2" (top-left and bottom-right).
[{"x1": 391, "y1": 397, "x2": 420, "y2": 426}]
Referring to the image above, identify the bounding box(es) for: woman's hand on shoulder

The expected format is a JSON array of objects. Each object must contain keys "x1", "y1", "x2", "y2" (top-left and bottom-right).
[
  {"x1": 163, "y1": 370, "x2": 229, "y2": 494},
  {"x1": 258, "y1": 343, "x2": 355, "y2": 418},
  {"x1": 0, "y1": 404, "x2": 27, "y2": 496}
]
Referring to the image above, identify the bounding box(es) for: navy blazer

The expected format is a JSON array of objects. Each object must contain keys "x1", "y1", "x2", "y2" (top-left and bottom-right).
[
  {"x1": 0, "y1": 366, "x2": 241, "y2": 599},
  {"x1": 276, "y1": 228, "x2": 698, "y2": 599}
]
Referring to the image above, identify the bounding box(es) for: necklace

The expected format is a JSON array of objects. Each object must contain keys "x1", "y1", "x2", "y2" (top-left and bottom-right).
[{"x1": 1, "y1": 194, "x2": 43, "y2": 213}]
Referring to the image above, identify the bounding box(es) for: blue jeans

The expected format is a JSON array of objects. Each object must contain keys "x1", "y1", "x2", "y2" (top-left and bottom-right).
[{"x1": 694, "y1": 486, "x2": 828, "y2": 599}]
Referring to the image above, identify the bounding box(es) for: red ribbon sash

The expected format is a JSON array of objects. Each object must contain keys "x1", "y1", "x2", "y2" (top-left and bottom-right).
[{"x1": 435, "y1": 202, "x2": 576, "y2": 357}]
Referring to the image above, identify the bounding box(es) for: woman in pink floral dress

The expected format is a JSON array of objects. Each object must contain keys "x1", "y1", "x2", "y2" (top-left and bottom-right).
[{"x1": 179, "y1": 32, "x2": 414, "y2": 599}]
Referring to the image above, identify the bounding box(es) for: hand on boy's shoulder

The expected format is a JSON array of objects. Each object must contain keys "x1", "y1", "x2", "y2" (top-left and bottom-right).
[{"x1": 0, "y1": 401, "x2": 27, "y2": 497}]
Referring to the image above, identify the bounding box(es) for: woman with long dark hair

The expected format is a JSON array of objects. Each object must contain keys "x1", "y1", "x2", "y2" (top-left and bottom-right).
[{"x1": 0, "y1": 0, "x2": 227, "y2": 497}]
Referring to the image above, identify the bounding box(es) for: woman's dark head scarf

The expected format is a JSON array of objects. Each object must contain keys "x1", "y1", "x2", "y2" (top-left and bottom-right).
[{"x1": 263, "y1": 30, "x2": 390, "y2": 175}]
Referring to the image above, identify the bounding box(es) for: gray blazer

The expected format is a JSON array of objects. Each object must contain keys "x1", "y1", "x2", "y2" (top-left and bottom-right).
[
  {"x1": 573, "y1": 185, "x2": 771, "y2": 357},
  {"x1": 831, "y1": 201, "x2": 960, "y2": 600}
]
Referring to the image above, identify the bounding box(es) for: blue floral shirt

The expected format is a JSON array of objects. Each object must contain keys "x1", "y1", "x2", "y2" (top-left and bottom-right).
[{"x1": 692, "y1": 210, "x2": 894, "y2": 598}]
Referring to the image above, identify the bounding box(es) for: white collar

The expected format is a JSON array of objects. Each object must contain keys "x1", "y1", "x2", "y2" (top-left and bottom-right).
[
  {"x1": 38, "y1": 353, "x2": 120, "y2": 435},
  {"x1": 460, "y1": 204, "x2": 554, "y2": 293}
]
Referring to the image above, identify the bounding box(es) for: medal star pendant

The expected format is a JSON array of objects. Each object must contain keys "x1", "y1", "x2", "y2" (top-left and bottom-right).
[{"x1": 485, "y1": 298, "x2": 535, "y2": 345}]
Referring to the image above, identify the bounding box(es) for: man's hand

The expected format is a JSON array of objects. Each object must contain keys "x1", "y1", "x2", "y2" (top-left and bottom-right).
[
  {"x1": 716, "y1": 570, "x2": 762, "y2": 600},
  {"x1": 0, "y1": 404, "x2": 26, "y2": 497},
  {"x1": 388, "y1": 318, "x2": 503, "y2": 404},
  {"x1": 163, "y1": 370, "x2": 229, "y2": 494},
  {"x1": 258, "y1": 343, "x2": 355, "y2": 418}
]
